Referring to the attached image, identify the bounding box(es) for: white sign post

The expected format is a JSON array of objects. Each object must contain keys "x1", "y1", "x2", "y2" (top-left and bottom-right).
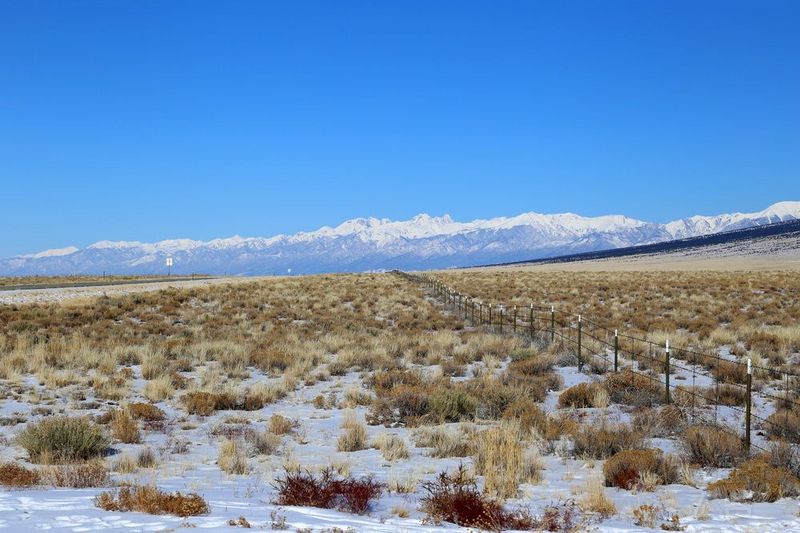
[{"x1": 166, "y1": 257, "x2": 173, "y2": 277}]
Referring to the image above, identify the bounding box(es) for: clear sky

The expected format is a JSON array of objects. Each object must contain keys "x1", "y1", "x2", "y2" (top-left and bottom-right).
[{"x1": 1, "y1": 1, "x2": 798, "y2": 257}]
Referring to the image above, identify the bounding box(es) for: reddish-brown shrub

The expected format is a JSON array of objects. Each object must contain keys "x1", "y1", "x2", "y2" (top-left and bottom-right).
[
  {"x1": 273, "y1": 467, "x2": 384, "y2": 515},
  {"x1": 95, "y1": 485, "x2": 209, "y2": 516},
  {"x1": 0, "y1": 463, "x2": 40, "y2": 488},
  {"x1": 419, "y1": 465, "x2": 536, "y2": 530},
  {"x1": 604, "y1": 371, "x2": 662, "y2": 407}
]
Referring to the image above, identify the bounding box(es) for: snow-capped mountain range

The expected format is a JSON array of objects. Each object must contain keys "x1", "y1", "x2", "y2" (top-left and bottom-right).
[{"x1": 3, "y1": 201, "x2": 799, "y2": 276}]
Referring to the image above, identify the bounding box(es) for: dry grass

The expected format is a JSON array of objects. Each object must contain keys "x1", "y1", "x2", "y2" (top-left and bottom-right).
[
  {"x1": 95, "y1": 485, "x2": 209, "y2": 516},
  {"x1": 371, "y1": 433, "x2": 410, "y2": 462},
  {"x1": 337, "y1": 412, "x2": 368, "y2": 452},
  {"x1": 218, "y1": 439, "x2": 249, "y2": 475},
  {"x1": 578, "y1": 477, "x2": 617, "y2": 518},
  {"x1": 708, "y1": 458, "x2": 800, "y2": 502},
  {"x1": 0, "y1": 463, "x2": 40, "y2": 487},
  {"x1": 473, "y1": 422, "x2": 542, "y2": 499}
]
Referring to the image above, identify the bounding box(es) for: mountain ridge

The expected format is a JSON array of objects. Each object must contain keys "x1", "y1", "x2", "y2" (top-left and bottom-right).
[{"x1": 3, "y1": 201, "x2": 799, "y2": 275}]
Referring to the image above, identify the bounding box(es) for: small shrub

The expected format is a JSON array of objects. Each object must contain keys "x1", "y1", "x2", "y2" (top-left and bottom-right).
[
  {"x1": 0, "y1": 463, "x2": 40, "y2": 487},
  {"x1": 708, "y1": 458, "x2": 800, "y2": 502},
  {"x1": 602, "y1": 449, "x2": 678, "y2": 490},
  {"x1": 572, "y1": 422, "x2": 643, "y2": 459},
  {"x1": 268, "y1": 414, "x2": 297, "y2": 435},
  {"x1": 127, "y1": 402, "x2": 166, "y2": 421},
  {"x1": 17, "y1": 416, "x2": 110, "y2": 463},
  {"x1": 111, "y1": 410, "x2": 140, "y2": 444},
  {"x1": 681, "y1": 425, "x2": 746, "y2": 467},
  {"x1": 272, "y1": 467, "x2": 384, "y2": 514},
  {"x1": 428, "y1": 388, "x2": 477, "y2": 423},
  {"x1": 419, "y1": 465, "x2": 535, "y2": 530},
  {"x1": 765, "y1": 408, "x2": 800, "y2": 443},
  {"x1": 41, "y1": 461, "x2": 110, "y2": 488},
  {"x1": 604, "y1": 371, "x2": 662, "y2": 407},
  {"x1": 95, "y1": 485, "x2": 209, "y2": 516},
  {"x1": 501, "y1": 399, "x2": 547, "y2": 437},
  {"x1": 558, "y1": 382, "x2": 605, "y2": 409},
  {"x1": 137, "y1": 447, "x2": 158, "y2": 469},
  {"x1": 632, "y1": 504, "x2": 658, "y2": 528},
  {"x1": 182, "y1": 391, "x2": 217, "y2": 416}
]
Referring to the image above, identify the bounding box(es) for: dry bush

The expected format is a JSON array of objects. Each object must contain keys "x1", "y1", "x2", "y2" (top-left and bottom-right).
[
  {"x1": 40, "y1": 461, "x2": 110, "y2": 488},
  {"x1": 137, "y1": 447, "x2": 158, "y2": 468},
  {"x1": 218, "y1": 439, "x2": 249, "y2": 475},
  {"x1": 681, "y1": 425, "x2": 746, "y2": 467},
  {"x1": 604, "y1": 371, "x2": 663, "y2": 407},
  {"x1": 501, "y1": 398, "x2": 547, "y2": 438},
  {"x1": 126, "y1": 402, "x2": 166, "y2": 421},
  {"x1": 572, "y1": 421, "x2": 643, "y2": 459},
  {"x1": 632, "y1": 405, "x2": 687, "y2": 438},
  {"x1": 268, "y1": 414, "x2": 297, "y2": 435},
  {"x1": 111, "y1": 410, "x2": 140, "y2": 444},
  {"x1": 17, "y1": 416, "x2": 110, "y2": 463},
  {"x1": 707, "y1": 384, "x2": 747, "y2": 406},
  {"x1": 419, "y1": 465, "x2": 536, "y2": 530},
  {"x1": 182, "y1": 391, "x2": 218, "y2": 416},
  {"x1": 578, "y1": 477, "x2": 616, "y2": 518},
  {"x1": 602, "y1": 449, "x2": 678, "y2": 490},
  {"x1": 371, "y1": 433, "x2": 410, "y2": 462},
  {"x1": 0, "y1": 463, "x2": 40, "y2": 487},
  {"x1": 765, "y1": 408, "x2": 800, "y2": 443},
  {"x1": 272, "y1": 467, "x2": 384, "y2": 515},
  {"x1": 337, "y1": 413, "x2": 368, "y2": 452},
  {"x1": 95, "y1": 485, "x2": 209, "y2": 516},
  {"x1": 250, "y1": 431, "x2": 282, "y2": 456},
  {"x1": 558, "y1": 382, "x2": 606, "y2": 409},
  {"x1": 708, "y1": 458, "x2": 800, "y2": 502}
]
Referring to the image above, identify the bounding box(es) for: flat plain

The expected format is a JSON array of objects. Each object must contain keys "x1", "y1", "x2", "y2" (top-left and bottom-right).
[{"x1": 0, "y1": 267, "x2": 799, "y2": 531}]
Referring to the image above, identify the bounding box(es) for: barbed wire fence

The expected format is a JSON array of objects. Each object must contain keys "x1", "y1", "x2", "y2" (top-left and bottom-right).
[{"x1": 396, "y1": 271, "x2": 799, "y2": 455}]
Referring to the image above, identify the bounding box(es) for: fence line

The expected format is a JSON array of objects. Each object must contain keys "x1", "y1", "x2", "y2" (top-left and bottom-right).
[{"x1": 396, "y1": 271, "x2": 799, "y2": 455}]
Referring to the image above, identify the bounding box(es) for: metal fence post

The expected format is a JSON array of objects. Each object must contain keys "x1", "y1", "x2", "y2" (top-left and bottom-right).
[
  {"x1": 513, "y1": 306, "x2": 517, "y2": 333},
  {"x1": 550, "y1": 305, "x2": 555, "y2": 343},
  {"x1": 529, "y1": 303, "x2": 534, "y2": 339},
  {"x1": 745, "y1": 358, "x2": 752, "y2": 452},
  {"x1": 577, "y1": 315, "x2": 582, "y2": 372},
  {"x1": 665, "y1": 339, "x2": 671, "y2": 405},
  {"x1": 498, "y1": 306, "x2": 504, "y2": 334},
  {"x1": 614, "y1": 329, "x2": 619, "y2": 372},
  {"x1": 488, "y1": 304, "x2": 492, "y2": 330}
]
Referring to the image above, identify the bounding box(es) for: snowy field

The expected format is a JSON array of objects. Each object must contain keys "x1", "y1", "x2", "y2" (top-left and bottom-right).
[{"x1": 0, "y1": 272, "x2": 798, "y2": 531}]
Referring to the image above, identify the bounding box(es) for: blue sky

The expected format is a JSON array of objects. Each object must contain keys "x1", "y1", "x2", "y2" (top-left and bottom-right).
[{"x1": 1, "y1": 1, "x2": 798, "y2": 257}]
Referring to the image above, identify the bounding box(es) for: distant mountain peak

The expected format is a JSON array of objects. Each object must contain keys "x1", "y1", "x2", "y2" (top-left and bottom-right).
[{"x1": 3, "y1": 201, "x2": 798, "y2": 276}]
